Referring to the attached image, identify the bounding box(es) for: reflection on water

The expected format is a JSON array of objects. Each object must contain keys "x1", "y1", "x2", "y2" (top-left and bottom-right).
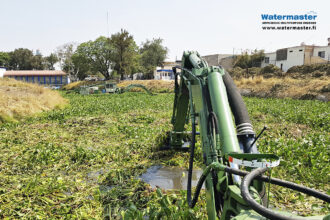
[{"x1": 140, "y1": 165, "x2": 204, "y2": 190}]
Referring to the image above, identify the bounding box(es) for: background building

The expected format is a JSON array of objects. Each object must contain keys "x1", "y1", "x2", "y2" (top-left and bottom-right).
[
  {"x1": 202, "y1": 54, "x2": 235, "y2": 70},
  {"x1": 1, "y1": 69, "x2": 69, "y2": 87},
  {"x1": 261, "y1": 39, "x2": 330, "y2": 72},
  {"x1": 0, "y1": 67, "x2": 5, "y2": 78},
  {"x1": 154, "y1": 61, "x2": 181, "y2": 80}
]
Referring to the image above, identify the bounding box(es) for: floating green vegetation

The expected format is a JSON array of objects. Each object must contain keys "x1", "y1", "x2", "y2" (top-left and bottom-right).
[{"x1": 0, "y1": 93, "x2": 328, "y2": 218}]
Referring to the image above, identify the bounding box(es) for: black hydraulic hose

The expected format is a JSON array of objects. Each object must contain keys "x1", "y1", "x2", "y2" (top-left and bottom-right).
[
  {"x1": 222, "y1": 70, "x2": 258, "y2": 153},
  {"x1": 187, "y1": 111, "x2": 208, "y2": 208},
  {"x1": 241, "y1": 168, "x2": 300, "y2": 220},
  {"x1": 187, "y1": 112, "x2": 196, "y2": 207},
  {"x1": 187, "y1": 111, "x2": 222, "y2": 208},
  {"x1": 187, "y1": 162, "x2": 330, "y2": 210},
  {"x1": 186, "y1": 80, "x2": 205, "y2": 208},
  {"x1": 224, "y1": 167, "x2": 330, "y2": 203},
  {"x1": 208, "y1": 112, "x2": 219, "y2": 134},
  {"x1": 222, "y1": 71, "x2": 252, "y2": 130}
]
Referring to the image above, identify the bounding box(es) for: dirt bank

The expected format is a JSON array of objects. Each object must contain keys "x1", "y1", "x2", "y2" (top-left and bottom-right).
[
  {"x1": 0, "y1": 78, "x2": 68, "y2": 123},
  {"x1": 63, "y1": 76, "x2": 329, "y2": 101},
  {"x1": 234, "y1": 76, "x2": 329, "y2": 101}
]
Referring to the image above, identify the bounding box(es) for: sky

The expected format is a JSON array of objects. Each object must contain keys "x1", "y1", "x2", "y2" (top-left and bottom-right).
[{"x1": 0, "y1": 0, "x2": 329, "y2": 61}]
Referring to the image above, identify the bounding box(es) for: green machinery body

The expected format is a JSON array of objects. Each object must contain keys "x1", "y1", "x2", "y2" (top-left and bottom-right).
[{"x1": 170, "y1": 51, "x2": 329, "y2": 220}]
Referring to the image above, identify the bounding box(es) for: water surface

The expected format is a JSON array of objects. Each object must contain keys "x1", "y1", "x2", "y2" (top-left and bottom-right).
[{"x1": 140, "y1": 165, "x2": 204, "y2": 190}]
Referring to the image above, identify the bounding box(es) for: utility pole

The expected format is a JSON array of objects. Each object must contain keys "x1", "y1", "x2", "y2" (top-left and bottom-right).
[{"x1": 107, "y1": 11, "x2": 110, "y2": 38}]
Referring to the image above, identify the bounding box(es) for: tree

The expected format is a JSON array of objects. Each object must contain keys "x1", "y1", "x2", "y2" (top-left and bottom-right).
[
  {"x1": 71, "y1": 52, "x2": 91, "y2": 80},
  {"x1": 234, "y1": 50, "x2": 265, "y2": 69},
  {"x1": 45, "y1": 53, "x2": 59, "y2": 70},
  {"x1": 140, "y1": 38, "x2": 168, "y2": 79},
  {"x1": 110, "y1": 29, "x2": 140, "y2": 80},
  {"x1": 8, "y1": 48, "x2": 34, "y2": 70},
  {"x1": 233, "y1": 50, "x2": 265, "y2": 77},
  {"x1": 0, "y1": 52, "x2": 10, "y2": 67},
  {"x1": 30, "y1": 54, "x2": 45, "y2": 70},
  {"x1": 73, "y1": 36, "x2": 113, "y2": 80},
  {"x1": 234, "y1": 52, "x2": 250, "y2": 69},
  {"x1": 250, "y1": 50, "x2": 265, "y2": 67},
  {"x1": 56, "y1": 43, "x2": 77, "y2": 80}
]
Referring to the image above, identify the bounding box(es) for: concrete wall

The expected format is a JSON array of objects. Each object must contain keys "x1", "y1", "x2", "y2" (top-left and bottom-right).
[
  {"x1": 304, "y1": 46, "x2": 314, "y2": 65},
  {"x1": 0, "y1": 67, "x2": 6, "y2": 78},
  {"x1": 262, "y1": 45, "x2": 330, "y2": 72},
  {"x1": 280, "y1": 46, "x2": 305, "y2": 71},
  {"x1": 310, "y1": 56, "x2": 328, "y2": 64},
  {"x1": 313, "y1": 46, "x2": 330, "y2": 62},
  {"x1": 219, "y1": 56, "x2": 235, "y2": 70},
  {"x1": 261, "y1": 52, "x2": 276, "y2": 67},
  {"x1": 202, "y1": 54, "x2": 232, "y2": 66},
  {"x1": 262, "y1": 47, "x2": 305, "y2": 72}
]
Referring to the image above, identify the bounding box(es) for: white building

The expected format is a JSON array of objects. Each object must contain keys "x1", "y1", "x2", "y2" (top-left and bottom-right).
[
  {"x1": 0, "y1": 67, "x2": 5, "y2": 78},
  {"x1": 261, "y1": 39, "x2": 330, "y2": 72},
  {"x1": 154, "y1": 61, "x2": 181, "y2": 80}
]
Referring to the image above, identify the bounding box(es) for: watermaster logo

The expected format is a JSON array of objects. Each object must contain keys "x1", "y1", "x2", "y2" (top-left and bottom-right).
[{"x1": 261, "y1": 11, "x2": 317, "y2": 30}]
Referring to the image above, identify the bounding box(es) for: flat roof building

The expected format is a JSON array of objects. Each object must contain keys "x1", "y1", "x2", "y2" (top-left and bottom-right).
[
  {"x1": 1, "y1": 69, "x2": 69, "y2": 87},
  {"x1": 154, "y1": 61, "x2": 180, "y2": 80},
  {"x1": 261, "y1": 39, "x2": 330, "y2": 72}
]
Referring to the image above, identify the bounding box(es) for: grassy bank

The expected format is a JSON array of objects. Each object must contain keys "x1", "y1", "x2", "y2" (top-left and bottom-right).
[
  {"x1": 117, "y1": 80, "x2": 174, "y2": 93},
  {"x1": 234, "y1": 76, "x2": 329, "y2": 100},
  {"x1": 0, "y1": 92, "x2": 328, "y2": 218},
  {"x1": 63, "y1": 75, "x2": 330, "y2": 100},
  {"x1": 0, "y1": 78, "x2": 68, "y2": 123}
]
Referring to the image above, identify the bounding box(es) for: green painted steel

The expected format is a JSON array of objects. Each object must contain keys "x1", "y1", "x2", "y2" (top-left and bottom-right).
[
  {"x1": 208, "y1": 70, "x2": 240, "y2": 155},
  {"x1": 170, "y1": 51, "x2": 328, "y2": 220},
  {"x1": 170, "y1": 51, "x2": 253, "y2": 219}
]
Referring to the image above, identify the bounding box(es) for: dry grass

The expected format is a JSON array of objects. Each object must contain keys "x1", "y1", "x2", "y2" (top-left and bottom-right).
[
  {"x1": 0, "y1": 78, "x2": 68, "y2": 123},
  {"x1": 235, "y1": 76, "x2": 330, "y2": 99},
  {"x1": 62, "y1": 81, "x2": 101, "y2": 90},
  {"x1": 62, "y1": 77, "x2": 329, "y2": 100},
  {"x1": 62, "y1": 81, "x2": 84, "y2": 90},
  {"x1": 63, "y1": 80, "x2": 174, "y2": 93},
  {"x1": 118, "y1": 80, "x2": 174, "y2": 93}
]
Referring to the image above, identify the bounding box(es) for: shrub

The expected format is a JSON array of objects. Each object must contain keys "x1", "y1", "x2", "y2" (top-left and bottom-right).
[
  {"x1": 287, "y1": 63, "x2": 330, "y2": 75},
  {"x1": 260, "y1": 64, "x2": 284, "y2": 77},
  {"x1": 233, "y1": 50, "x2": 265, "y2": 69},
  {"x1": 227, "y1": 67, "x2": 244, "y2": 78},
  {"x1": 261, "y1": 64, "x2": 281, "y2": 74}
]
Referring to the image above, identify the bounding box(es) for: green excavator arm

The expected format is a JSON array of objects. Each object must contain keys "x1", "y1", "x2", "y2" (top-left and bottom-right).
[{"x1": 170, "y1": 51, "x2": 329, "y2": 220}]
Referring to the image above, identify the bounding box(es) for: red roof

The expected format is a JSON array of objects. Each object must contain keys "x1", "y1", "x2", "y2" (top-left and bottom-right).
[{"x1": 4, "y1": 70, "x2": 67, "y2": 76}]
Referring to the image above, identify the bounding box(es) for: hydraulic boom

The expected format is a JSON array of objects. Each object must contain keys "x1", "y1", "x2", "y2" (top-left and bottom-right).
[{"x1": 170, "y1": 51, "x2": 329, "y2": 220}]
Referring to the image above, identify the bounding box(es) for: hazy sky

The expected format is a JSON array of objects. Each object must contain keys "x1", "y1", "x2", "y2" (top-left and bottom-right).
[{"x1": 1, "y1": 0, "x2": 329, "y2": 60}]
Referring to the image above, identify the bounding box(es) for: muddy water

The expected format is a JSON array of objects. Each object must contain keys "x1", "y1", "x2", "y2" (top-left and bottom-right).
[{"x1": 140, "y1": 165, "x2": 204, "y2": 190}]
